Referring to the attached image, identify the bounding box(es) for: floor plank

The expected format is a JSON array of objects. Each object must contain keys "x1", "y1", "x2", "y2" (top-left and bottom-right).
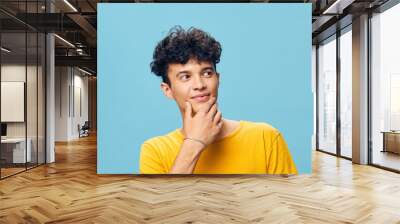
[{"x1": 1, "y1": 134, "x2": 399, "y2": 223}]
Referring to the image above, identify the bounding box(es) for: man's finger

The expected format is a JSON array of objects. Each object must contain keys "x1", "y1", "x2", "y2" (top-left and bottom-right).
[
  {"x1": 213, "y1": 111, "x2": 222, "y2": 124},
  {"x1": 207, "y1": 96, "x2": 217, "y2": 112},
  {"x1": 216, "y1": 118, "x2": 223, "y2": 129},
  {"x1": 208, "y1": 103, "x2": 218, "y2": 119},
  {"x1": 184, "y1": 101, "x2": 192, "y2": 119}
]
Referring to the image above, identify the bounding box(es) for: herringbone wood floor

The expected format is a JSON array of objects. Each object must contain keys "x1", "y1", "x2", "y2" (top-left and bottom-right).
[{"x1": 1, "y1": 134, "x2": 400, "y2": 224}]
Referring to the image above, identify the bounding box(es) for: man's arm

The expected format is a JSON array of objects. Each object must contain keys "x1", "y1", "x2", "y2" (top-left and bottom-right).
[
  {"x1": 169, "y1": 97, "x2": 222, "y2": 174},
  {"x1": 265, "y1": 132, "x2": 298, "y2": 175},
  {"x1": 168, "y1": 140, "x2": 204, "y2": 174},
  {"x1": 140, "y1": 143, "x2": 166, "y2": 174}
]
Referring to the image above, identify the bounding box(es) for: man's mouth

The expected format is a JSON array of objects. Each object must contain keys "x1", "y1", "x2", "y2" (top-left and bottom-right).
[{"x1": 191, "y1": 93, "x2": 211, "y2": 103}]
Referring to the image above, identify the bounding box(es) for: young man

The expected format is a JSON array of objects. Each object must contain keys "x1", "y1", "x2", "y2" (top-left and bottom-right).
[{"x1": 140, "y1": 26, "x2": 297, "y2": 174}]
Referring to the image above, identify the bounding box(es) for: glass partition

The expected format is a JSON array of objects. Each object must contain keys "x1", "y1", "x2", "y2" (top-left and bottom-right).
[
  {"x1": 339, "y1": 27, "x2": 352, "y2": 158},
  {"x1": 371, "y1": 3, "x2": 400, "y2": 171},
  {"x1": 1, "y1": 31, "x2": 28, "y2": 177},
  {"x1": 317, "y1": 35, "x2": 337, "y2": 154},
  {"x1": 0, "y1": 1, "x2": 46, "y2": 179}
]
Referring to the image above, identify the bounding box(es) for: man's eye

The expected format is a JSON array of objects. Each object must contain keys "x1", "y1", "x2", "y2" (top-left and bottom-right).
[
  {"x1": 180, "y1": 74, "x2": 190, "y2": 81},
  {"x1": 203, "y1": 71, "x2": 214, "y2": 77}
]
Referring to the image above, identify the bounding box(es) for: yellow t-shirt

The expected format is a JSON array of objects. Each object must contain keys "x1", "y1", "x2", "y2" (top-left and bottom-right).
[{"x1": 139, "y1": 120, "x2": 297, "y2": 174}]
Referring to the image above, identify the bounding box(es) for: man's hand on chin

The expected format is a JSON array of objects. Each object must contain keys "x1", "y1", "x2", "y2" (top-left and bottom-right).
[
  {"x1": 183, "y1": 96, "x2": 223, "y2": 146},
  {"x1": 169, "y1": 96, "x2": 223, "y2": 174}
]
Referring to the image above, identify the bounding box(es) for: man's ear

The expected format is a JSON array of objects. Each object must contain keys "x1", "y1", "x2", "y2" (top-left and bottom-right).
[{"x1": 160, "y1": 82, "x2": 174, "y2": 100}]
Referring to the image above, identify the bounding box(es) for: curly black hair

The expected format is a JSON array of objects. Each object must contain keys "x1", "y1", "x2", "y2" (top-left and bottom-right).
[{"x1": 150, "y1": 26, "x2": 222, "y2": 85}]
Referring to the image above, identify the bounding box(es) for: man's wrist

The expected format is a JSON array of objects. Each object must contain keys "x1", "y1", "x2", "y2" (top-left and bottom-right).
[
  {"x1": 184, "y1": 137, "x2": 206, "y2": 148},
  {"x1": 182, "y1": 138, "x2": 205, "y2": 154},
  {"x1": 169, "y1": 139, "x2": 204, "y2": 174}
]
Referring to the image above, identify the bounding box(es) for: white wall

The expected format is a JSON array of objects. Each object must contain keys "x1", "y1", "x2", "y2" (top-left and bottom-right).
[
  {"x1": 1, "y1": 82, "x2": 25, "y2": 122},
  {"x1": 55, "y1": 66, "x2": 89, "y2": 141},
  {"x1": 1, "y1": 65, "x2": 26, "y2": 134},
  {"x1": 72, "y1": 72, "x2": 89, "y2": 138},
  {"x1": 55, "y1": 66, "x2": 69, "y2": 141},
  {"x1": 1, "y1": 64, "x2": 42, "y2": 137}
]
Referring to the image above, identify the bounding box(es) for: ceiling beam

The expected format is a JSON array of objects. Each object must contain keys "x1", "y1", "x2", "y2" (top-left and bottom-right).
[{"x1": 55, "y1": 55, "x2": 96, "y2": 71}]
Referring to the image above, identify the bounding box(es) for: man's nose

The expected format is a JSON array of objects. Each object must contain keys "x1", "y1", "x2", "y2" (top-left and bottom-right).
[{"x1": 193, "y1": 76, "x2": 206, "y2": 90}]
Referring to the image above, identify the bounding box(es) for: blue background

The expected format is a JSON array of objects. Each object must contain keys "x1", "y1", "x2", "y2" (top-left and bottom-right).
[{"x1": 98, "y1": 3, "x2": 312, "y2": 174}]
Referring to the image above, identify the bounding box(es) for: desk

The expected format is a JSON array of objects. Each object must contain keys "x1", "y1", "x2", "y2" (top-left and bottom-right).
[
  {"x1": 381, "y1": 131, "x2": 400, "y2": 154},
  {"x1": 1, "y1": 138, "x2": 32, "y2": 163}
]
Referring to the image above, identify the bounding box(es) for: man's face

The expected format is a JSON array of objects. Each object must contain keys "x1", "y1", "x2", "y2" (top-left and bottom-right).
[{"x1": 160, "y1": 58, "x2": 219, "y2": 114}]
